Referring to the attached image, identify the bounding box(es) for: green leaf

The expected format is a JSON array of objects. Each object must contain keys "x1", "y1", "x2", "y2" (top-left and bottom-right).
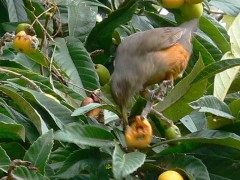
[
  {"x1": 0, "y1": 121, "x2": 25, "y2": 141},
  {"x1": 72, "y1": 103, "x2": 103, "y2": 116},
  {"x1": 53, "y1": 149, "x2": 90, "y2": 179},
  {"x1": 221, "y1": 15, "x2": 235, "y2": 31},
  {"x1": 180, "y1": 110, "x2": 207, "y2": 133},
  {"x1": 130, "y1": 14, "x2": 153, "y2": 31},
  {"x1": 0, "y1": 142, "x2": 26, "y2": 160},
  {"x1": 152, "y1": 154, "x2": 210, "y2": 180},
  {"x1": 65, "y1": 36, "x2": 100, "y2": 91},
  {"x1": 53, "y1": 37, "x2": 87, "y2": 95},
  {"x1": 24, "y1": 50, "x2": 50, "y2": 67},
  {"x1": 48, "y1": 145, "x2": 78, "y2": 172},
  {"x1": 68, "y1": 2, "x2": 97, "y2": 41},
  {"x1": 193, "y1": 58, "x2": 240, "y2": 84},
  {"x1": 29, "y1": 90, "x2": 81, "y2": 129},
  {"x1": 189, "y1": 95, "x2": 234, "y2": 119},
  {"x1": 192, "y1": 36, "x2": 215, "y2": 65},
  {"x1": 23, "y1": 5, "x2": 45, "y2": 38},
  {"x1": 6, "y1": 0, "x2": 28, "y2": 22},
  {"x1": 85, "y1": 0, "x2": 139, "y2": 63},
  {"x1": 55, "y1": 0, "x2": 110, "y2": 10},
  {"x1": 12, "y1": 53, "x2": 45, "y2": 73},
  {"x1": 228, "y1": 14, "x2": 240, "y2": 57},
  {"x1": 209, "y1": 0, "x2": 240, "y2": 16},
  {"x1": 194, "y1": 33, "x2": 222, "y2": 63},
  {"x1": 214, "y1": 14, "x2": 240, "y2": 100},
  {"x1": 112, "y1": 143, "x2": 146, "y2": 179},
  {"x1": 0, "y1": 2, "x2": 9, "y2": 25},
  {"x1": 229, "y1": 99, "x2": 240, "y2": 118},
  {"x1": 6, "y1": 83, "x2": 81, "y2": 130},
  {"x1": 13, "y1": 166, "x2": 50, "y2": 180},
  {"x1": 2, "y1": 67, "x2": 85, "y2": 103},
  {"x1": 54, "y1": 124, "x2": 115, "y2": 147},
  {"x1": 53, "y1": 149, "x2": 109, "y2": 179},
  {"x1": 0, "y1": 85, "x2": 48, "y2": 134},
  {"x1": 209, "y1": 175, "x2": 230, "y2": 180},
  {"x1": 24, "y1": 130, "x2": 54, "y2": 174},
  {"x1": 200, "y1": 15, "x2": 230, "y2": 54},
  {"x1": 0, "y1": 112, "x2": 18, "y2": 124},
  {"x1": 144, "y1": 11, "x2": 175, "y2": 27},
  {"x1": 72, "y1": 100, "x2": 117, "y2": 118},
  {"x1": 0, "y1": 145, "x2": 11, "y2": 173},
  {"x1": 154, "y1": 130, "x2": 240, "y2": 150},
  {"x1": 155, "y1": 56, "x2": 206, "y2": 121},
  {"x1": 53, "y1": 37, "x2": 99, "y2": 93},
  {"x1": 104, "y1": 110, "x2": 119, "y2": 124},
  {"x1": 228, "y1": 76, "x2": 240, "y2": 94},
  {"x1": 0, "y1": 98, "x2": 40, "y2": 143},
  {"x1": 213, "y1": 53, "x2": 239, "y2": 101},
  {"x1": 163, "y1": 79, "x2": 208, "y2": 121},
  {"x1": 192, "y1": 146, "x2": 240, "y2": 179}
]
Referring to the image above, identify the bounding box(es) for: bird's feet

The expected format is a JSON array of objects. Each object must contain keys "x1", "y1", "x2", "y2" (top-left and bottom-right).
[
  {"x1": 140, "y1": 80, "x2": 174, "y2": 122},
  {"x1": 141, "y1": 100, "x2": 152, "y2": 118},
  {"x1": 147, "y1": 80, "x2": 173, "y2": 102}
]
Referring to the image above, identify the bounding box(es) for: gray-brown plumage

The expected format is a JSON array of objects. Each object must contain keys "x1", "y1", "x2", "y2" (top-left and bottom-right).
[{"x1": 110, "y1": 19, "x2": 199, "y2": 125}]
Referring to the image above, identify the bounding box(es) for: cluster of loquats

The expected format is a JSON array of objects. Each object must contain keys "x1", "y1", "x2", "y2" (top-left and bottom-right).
[
  {"x1": 12, "y1": 23, "x2": 39, "y2": 54},
  {"x1": 161, "y1": 0, "x2": 203, "y2": 20}
]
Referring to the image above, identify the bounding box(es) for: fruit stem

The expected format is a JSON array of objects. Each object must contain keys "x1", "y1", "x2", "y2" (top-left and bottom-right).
[
  {"x1": 90, "y1": 49, "x2": 104, "y2": 58},
  {"x1": 39, "y1": 9, "x2": 52, "y2": 76},
  {"x1": 204, "y1": 7, "x2": 225, "y2": 15},
  {"x1": 31, "y1": 7, "x2": 55, "y2": 42},
  {"x1": 0, "y1": 68, "x2": 43, "y2": 92},
  {"x1": 150, "y1": 108, "x2": 173, "y2": 126},
  {"x1": 141, "y1": 80, "x2": 173, "y2": 125}
]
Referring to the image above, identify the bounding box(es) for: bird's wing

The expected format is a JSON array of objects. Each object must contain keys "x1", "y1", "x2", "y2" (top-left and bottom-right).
[{"x1": 119, "y1": 27, "x2": 186, "y2": 54}]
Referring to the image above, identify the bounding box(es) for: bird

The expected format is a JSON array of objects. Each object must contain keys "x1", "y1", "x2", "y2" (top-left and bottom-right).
[{"x1": 110, "y1": 18, "x2": 199, "y2": 126}]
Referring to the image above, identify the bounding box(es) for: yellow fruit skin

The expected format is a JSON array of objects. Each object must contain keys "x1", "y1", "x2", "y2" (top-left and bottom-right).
[
  {"x1": 158, "y1": 170, "x2": 184, "y2": 180},
  {"x1": 185, "y1": 0, "x2": 203, "y2": 4},
  {"x1": 180, "y1": 3, "x2": 203, "y2": 20},
  {"x1": 162, "y1": 0, "x2": 185, "y2": 9},
  {"x1": 13, "y1": 31, "x2": 38, "y2": 54},
  {"x1": 125, "y1": 116, "x2": 152, "y2": 149}
]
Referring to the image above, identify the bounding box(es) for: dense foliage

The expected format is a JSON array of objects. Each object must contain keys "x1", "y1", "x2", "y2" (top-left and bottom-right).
[{"x1": 0, "y1": 0, "x2": 240, "y2": 179}]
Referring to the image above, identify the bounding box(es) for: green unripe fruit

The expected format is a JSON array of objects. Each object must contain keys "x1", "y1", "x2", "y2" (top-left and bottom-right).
[
  {"x1": 15, "y1": 23, "x2": 35, "y2": 36},
  {"x1": 112, "y1": 30, "x2": 121, "y2": 45},
  {"x1": 180, "y1": 3, "x2": 203, "y2": 20},
  {"x1": 185, "y1": 0, "x2": 203, "y2": 4},
  {"x1": 95, "y1": 64, "x2": 111, "y2": 86},
  {"x1": 165, "y1": 124, "x2": 181, "y2": 145}
]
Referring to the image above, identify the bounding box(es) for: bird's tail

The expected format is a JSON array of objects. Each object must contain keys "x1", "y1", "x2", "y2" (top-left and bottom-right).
[
  {"x1": 180, "y1": 18, "x2": 199, "y2": 33},
  {"x1": 178, "y1": 18, "x2": 199, "y2": 52}
]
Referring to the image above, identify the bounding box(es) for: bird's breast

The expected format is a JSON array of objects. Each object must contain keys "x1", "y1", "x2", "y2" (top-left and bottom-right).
[
  {"x1": 163, "y1": 43, "x2": 190, "y2": 79},
  {"x1": 143, "y1": 43, "x2": 190, "y2": 86}
]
